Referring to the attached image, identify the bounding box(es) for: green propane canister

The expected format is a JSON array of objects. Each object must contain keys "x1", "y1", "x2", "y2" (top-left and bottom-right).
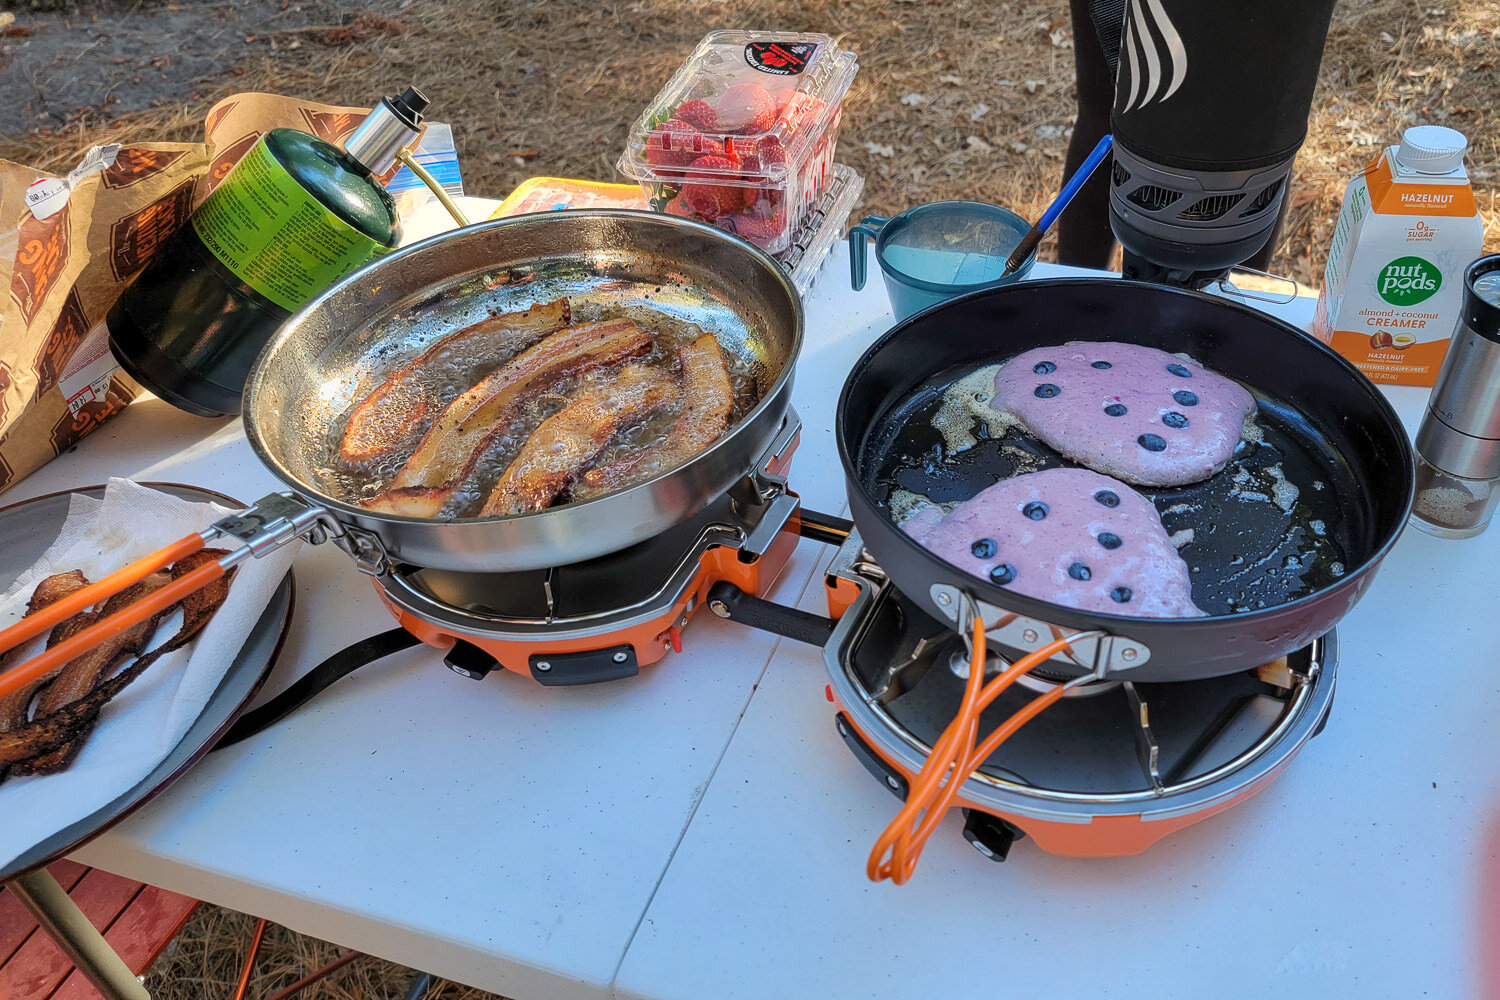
[{"x1": 106, "y1": 87, "x2": 430, "y2": 417}]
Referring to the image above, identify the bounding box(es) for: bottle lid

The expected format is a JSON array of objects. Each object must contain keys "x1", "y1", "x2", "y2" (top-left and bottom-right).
[
  {"x1": 1395, "y1": 125, "x2": 1467, "y2": 174},
  {"x1": 344, "y1": 86, "x2": 429, "y2": 176}
]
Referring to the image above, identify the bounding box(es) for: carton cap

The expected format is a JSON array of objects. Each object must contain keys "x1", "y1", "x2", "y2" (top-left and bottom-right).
[{"x1": 1396, "y1": 125, "x2": 1468, "y2": 174}]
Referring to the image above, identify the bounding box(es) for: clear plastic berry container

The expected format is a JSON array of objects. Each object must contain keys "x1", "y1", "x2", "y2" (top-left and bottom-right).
[{"x1": 617, "y1": 30, "x2": 858, "y2": 254}]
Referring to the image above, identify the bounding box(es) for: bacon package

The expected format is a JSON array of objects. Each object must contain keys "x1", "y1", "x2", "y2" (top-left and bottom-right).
[{"x1": 617, "y1": 30, "x2": 858, "y2": 253}]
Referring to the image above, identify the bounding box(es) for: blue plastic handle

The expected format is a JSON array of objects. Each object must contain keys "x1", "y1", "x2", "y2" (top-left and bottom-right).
[
  {"x1": 848, "y1": 215, "x2": 889, "y2": 291},
  {"x1": 1036, "y1": 134, "x2": 1113, "y2": 235}
]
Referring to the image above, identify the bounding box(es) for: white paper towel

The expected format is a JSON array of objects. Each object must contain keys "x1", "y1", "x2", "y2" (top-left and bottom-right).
[{"x1": 0, "y1": 478, "x2": 299, "y2": 869}]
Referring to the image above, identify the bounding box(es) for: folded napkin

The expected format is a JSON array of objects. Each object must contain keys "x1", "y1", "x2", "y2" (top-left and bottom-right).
[{"x1": 0, "y1": 478, "x2": 299, "y2": 870}]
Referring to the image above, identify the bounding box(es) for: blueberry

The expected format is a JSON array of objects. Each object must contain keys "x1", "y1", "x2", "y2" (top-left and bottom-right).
[
  {"x1": 1110, "y1": 586, "x2": 1133, "y2": 604},
  {"x1": 1173, "y1": 389, "x2": 1198, "y2": 406},
  {"x1": 1022, "y1": 501, "x2": 1048, "y2": 520},
  {"x1": 1162, "y1": 411, "x2": 1189, "y2": 429},
  {"x1": 1098, "y1": 531, "x2": 1122, "y2": 550},
  {"x1": 1091, "y1": 360, "x2": 1112, "y2": 369},
  {"x1": 1094, "y1": 489, "x2": 1120, "y2": 507},
  {"x1": 1138, "y1": 433, "x2": 1167, "y2": 452},
  {"x1": 989, "y1": 563, "x2": 1017, "y2": 585},
  {"x1": 971, "y1": 537, "x2": 997, "y2": 558},
  {"x1": 1104, "y1": 403, "x2": 1128, "y2": 417},
  {"x1": 1067, "y1": 561, "x2": 1091, "y2": 581},
  {"x1": 1167, "y1": 363, "x2": 1192, "y2": 378},
  {"x1": 1035, "y1": 383, "x2": 1061, "y2": 398},
  {"x1": 1033, "y1": 360, "x2": 1057, "y2": 374}
]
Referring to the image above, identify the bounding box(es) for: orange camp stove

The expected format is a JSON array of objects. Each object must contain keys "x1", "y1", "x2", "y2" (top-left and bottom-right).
[
  {"x1": 370, "y1": 418, "x2": 802, "y2": 686},
  {"x1": 804, "y1": 529, "x2": 1338, "y2": 862}
]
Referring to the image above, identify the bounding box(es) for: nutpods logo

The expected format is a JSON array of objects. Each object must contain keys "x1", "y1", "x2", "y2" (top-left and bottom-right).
[{"x1": 1378, "y1": 256, "x2": 1441, "y2": 306}]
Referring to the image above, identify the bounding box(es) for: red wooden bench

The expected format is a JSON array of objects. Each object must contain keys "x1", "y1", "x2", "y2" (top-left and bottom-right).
[{"x1": 0, "y1": 862, "x2": 198, "y2": 1000}]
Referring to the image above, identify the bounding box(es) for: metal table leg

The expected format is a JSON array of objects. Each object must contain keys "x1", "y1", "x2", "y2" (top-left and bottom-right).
[{"x1": 7, "y1": 868, "x2": 150, "y2": 1000}]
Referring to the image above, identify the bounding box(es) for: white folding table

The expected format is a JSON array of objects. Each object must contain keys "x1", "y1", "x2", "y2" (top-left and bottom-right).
[{"x1": 7, "y1": 242, "x2": 1485, "y2": 1000}]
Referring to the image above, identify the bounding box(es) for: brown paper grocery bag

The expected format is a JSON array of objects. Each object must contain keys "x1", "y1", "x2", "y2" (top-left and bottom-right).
[{"x1": 0, "y1": 93, "x2": 372, "y2": 496}]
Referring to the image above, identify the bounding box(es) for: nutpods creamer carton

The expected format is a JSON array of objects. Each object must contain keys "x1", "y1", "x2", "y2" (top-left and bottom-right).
[{"x1": 1313, "y1": 125, "x2": 1483, "y2": 386}]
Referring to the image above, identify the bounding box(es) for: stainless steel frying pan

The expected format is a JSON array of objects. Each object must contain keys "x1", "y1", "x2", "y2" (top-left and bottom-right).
[
  {"x1": 246, "y1": 210, "x2": 803, "y2": 573},
  {"x1": 0, "y1": 211, "x2": 803, "y2": 705}
]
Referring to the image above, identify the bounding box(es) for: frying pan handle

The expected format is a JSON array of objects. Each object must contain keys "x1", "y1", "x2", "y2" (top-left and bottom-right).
[
  {"x1": 0, "y1": 493, "x2": 337, "y2": 703},
  {"x1": 848, "y1": 215, "x2": 889, "y2": 292}
]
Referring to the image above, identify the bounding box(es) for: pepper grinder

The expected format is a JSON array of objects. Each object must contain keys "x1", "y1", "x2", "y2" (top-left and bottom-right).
[{"x1": 1411, "y1": 253, "x2": 1500, "y2": 537}]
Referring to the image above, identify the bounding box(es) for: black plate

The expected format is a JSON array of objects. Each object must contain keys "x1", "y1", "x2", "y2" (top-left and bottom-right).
[{"x1": 0, "y1": 483, "x2": 294, "y2": 881}]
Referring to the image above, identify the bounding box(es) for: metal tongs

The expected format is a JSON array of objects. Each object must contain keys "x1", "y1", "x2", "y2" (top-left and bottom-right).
[{"x1": 0, "y1": 495, "x2": 332, "y2": 703}]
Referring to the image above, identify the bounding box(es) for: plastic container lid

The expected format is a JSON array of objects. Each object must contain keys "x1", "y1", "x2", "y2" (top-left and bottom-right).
[
  {"x1": 1396, "y1": 125, "x2": 1468, "y2": 174},
  {"x1": 618, "y1": 30, "x2": 858, "y2": 185}
]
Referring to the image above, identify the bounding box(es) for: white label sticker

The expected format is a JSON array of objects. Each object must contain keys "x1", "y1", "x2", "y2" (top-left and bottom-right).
[
  {"x1": 60, "y1": 322, "x2": 121, "y2": 414},
  {"x1": 24, "y1": 177, "x2": 70, "y2": 220}
]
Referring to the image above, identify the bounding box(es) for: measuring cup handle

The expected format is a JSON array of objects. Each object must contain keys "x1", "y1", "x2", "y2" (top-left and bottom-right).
[{"x1": 848, "y1": 215, "x2": 889, "y2": 292}]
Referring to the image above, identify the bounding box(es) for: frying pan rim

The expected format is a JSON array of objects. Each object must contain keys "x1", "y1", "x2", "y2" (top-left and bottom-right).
[
  {"x1": 834, "y1": 276, "x2": 1417, "y2": 628},
  {"x1": 241, "y1": 209, "x2": 804, "y2": 527}
]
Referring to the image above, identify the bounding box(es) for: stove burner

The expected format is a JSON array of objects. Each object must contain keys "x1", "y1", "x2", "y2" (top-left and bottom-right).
[
  {"x1": 371, "y1": 414, "x2": 802, "y2": 684},
  {"x1": 820, "y1": 531, "x2": 1337, "y2": 859},
  {"x1": 941, "y1": 645, "x2": 1122, "y2": 698}
]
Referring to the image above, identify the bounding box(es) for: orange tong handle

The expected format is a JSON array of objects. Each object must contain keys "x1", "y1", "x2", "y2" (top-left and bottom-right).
[
  {"x1": 867, "y1": 621, "x2": 1076, "y2": 885},
  {"x1": 0, "y1": 533, "x2": 206, "y2": 659},
  {"x1": 0, "y1": 558, "x2": 223, "y2": 704}
]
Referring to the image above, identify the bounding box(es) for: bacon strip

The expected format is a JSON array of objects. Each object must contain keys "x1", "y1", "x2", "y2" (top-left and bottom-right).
[
  {"x1": 2, "y1": 551, "x2": 236, "y2": 780},
  {"x1": 9, "y1": 571, "x2": 174, "y2": 775},
  {"x1": 479, "y1": 364, "x2": 678, "y2": 518},
  {"x1": 365, "y1": 319, "x2": 653, "y2": 518},
  {"x1": 339, "y1": 299, "x2": 571, "y2": 467},
  {"x1": 0, "y1": 570, "x2": 92, "y2": 735},
  {"x1": 573, "y1": 334, "x2": 734, "y2": 501}
]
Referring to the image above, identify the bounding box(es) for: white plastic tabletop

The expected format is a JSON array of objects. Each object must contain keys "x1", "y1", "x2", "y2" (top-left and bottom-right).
[{"x1": 8, "y1": 237, "x2": 1481, "y2": 1000}]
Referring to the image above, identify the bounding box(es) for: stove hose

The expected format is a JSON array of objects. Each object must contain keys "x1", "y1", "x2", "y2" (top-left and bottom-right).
[{"x1": 867, "y1": 616, "x2": 1105, "y2": 884}]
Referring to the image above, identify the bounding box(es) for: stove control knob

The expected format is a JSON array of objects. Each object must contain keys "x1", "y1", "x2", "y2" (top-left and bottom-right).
[
  {"x1": 444, "y1": 640, "x2": 498, "y2": 680},
  {"x1": 961, "y1": 809, "x2": 1023, "y2": 863}
]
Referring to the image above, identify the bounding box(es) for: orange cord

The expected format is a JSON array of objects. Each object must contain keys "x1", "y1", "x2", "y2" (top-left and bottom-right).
[
  {"x1": 0, "y1": 533, "x2": 205, "y2": 658},
  {"x1": 867, "y1": 615, "x2": 1079, "y2": 884},
  {"x1": 0, "y1": 559, "x2": 224, "y2": 703}
]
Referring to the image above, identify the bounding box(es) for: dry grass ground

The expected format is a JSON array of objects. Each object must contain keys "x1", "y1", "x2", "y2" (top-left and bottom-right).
[{"x1": 2, "y1": 1, "x2": 1497, "y2": 996}]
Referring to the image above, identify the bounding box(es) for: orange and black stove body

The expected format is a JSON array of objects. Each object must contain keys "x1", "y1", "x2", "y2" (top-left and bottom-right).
[{"x1": 369, "y1": 421, "x2": 803, "y2": 686}]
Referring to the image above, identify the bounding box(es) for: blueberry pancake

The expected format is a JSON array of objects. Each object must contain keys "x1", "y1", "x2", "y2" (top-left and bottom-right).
[
  {"x1": 993, "y1": 342, "x2": 1256, "y2": 487},
  {"x1": 902, "y1": 467, "x2": 1203, "y2": 619}
]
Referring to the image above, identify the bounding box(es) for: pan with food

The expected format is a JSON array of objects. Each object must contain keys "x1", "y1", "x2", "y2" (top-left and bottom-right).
[
  {"x1": 0, "y1": 212, "x2": 801, "y2": 707},
  {"x1": 837, "y1": 278, "x2": 1415, "y2": 684}
]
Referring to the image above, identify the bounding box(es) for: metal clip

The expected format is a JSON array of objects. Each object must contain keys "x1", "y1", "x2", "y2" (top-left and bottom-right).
[
  {"x1": 929, "y1": 583, "x2": 1150, "y2": 675},
  {"x1": 337, "y1": 525, "x2": 391, "y2": 577},
  {"x1": 1122, "y1": 681, "x2": 1165, "y2": 794},
  {"x1": 1214, "y1": 264, "x2": 1300, "y2": 305},
  {"x1": 210, "y1": 494, "x2": 340, "y2": 560},
  {"x1": 749, "y1": 410, "x2": 801, "y2": 500}
]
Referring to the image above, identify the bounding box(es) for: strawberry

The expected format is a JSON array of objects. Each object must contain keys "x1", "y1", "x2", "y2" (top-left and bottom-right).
[
  {"x1": 740, "y1": 186, "x2": 786, "y2": 217},
  {"x1": 777, "y1": 92, "x2": 829, "y2": 133},
  {"x1": 679, "y1": 154, "x2": 744, "y2": 220},
  {"x1": 715, "y1": 82, "x2": 776, "y2": 134},
  {"x1": 663, "y1": 194, "x2": 699, "y2": 219},
  {"x1": 674, "y1": 98, "x2": 720, "y2": 133},
  {"x1": 725, "y1": 209, "x2": 788, "y2": 245},
  {"x1": 644, "y1": 118, "x2": 723, "y2": 179}
]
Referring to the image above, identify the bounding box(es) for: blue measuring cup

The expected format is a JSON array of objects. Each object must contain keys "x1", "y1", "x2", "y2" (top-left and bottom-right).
[{"x1": 849, "y1": 201, "x2": 1036, "y2": 320}]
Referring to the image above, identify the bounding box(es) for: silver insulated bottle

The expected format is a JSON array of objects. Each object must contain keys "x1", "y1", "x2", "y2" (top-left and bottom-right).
[{"x1": 1411, "y1": 254, "x2": 1500, "y2": 538}]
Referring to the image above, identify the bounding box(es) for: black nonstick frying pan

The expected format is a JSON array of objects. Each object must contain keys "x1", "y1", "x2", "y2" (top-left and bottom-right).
[{"x1": 836, "y1": 278, "x2": 1415, "y2": 683}]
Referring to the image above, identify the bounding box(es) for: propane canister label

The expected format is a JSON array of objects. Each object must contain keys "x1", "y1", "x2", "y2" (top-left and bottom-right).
[{"x1": 190, "y1": 136, "x2": 392, "y2": 312}]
